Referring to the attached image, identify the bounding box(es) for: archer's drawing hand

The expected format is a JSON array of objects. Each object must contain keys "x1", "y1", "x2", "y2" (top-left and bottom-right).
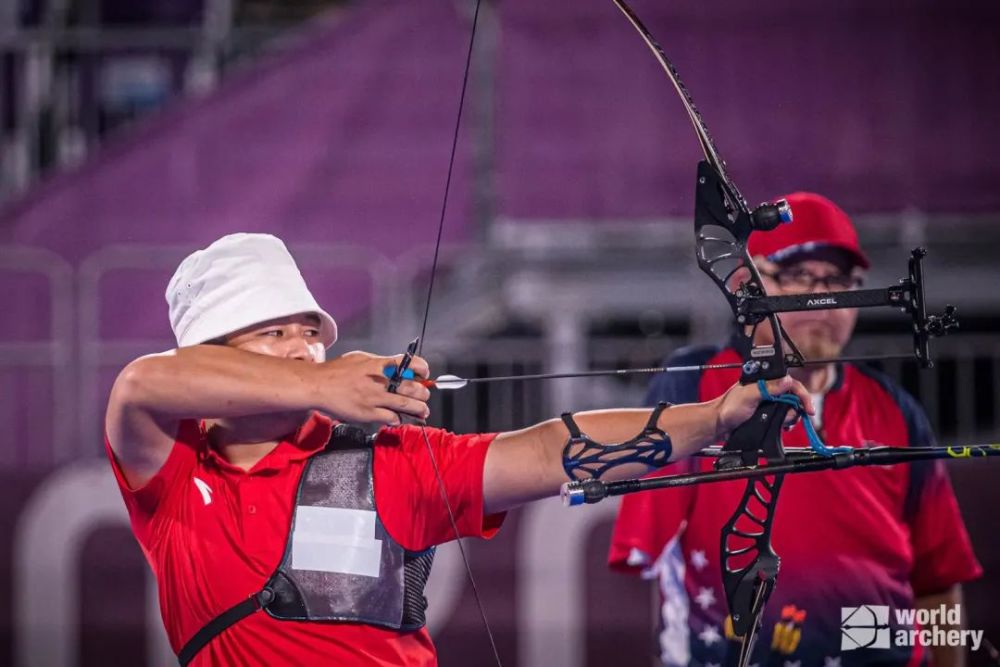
[
  {"x1": 317, "y1": 351, "x2": 431, "y2": 425},
  {"x1": 714, "y1": 376, "x2": 814, "y2": 438}
]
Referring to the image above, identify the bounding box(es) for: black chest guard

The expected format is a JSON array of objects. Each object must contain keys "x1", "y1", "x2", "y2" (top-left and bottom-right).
[{"x1": 177, "y1": 424, "x2": 434, "y2": 666}]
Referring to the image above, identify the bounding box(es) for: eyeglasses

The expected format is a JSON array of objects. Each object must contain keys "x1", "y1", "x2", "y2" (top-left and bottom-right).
[{"x1": 760, "y1": 267, "x2": 863, "y2": 292}]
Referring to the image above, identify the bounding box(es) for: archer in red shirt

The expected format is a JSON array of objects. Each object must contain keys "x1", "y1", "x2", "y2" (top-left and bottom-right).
[{"x1": 105, "y1": 233, "x2": 811, "y2": 666}]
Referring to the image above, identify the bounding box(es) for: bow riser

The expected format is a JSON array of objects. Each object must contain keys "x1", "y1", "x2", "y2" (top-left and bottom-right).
[
  {"x1": 718, "y1": 399, "x2": 793, "y2": 647},
  {"x1": 694, "y1": 161, "x2": 794, "y2": 384}
]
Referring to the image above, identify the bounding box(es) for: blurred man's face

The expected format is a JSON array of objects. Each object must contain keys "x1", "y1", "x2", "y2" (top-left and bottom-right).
[{"x1": 754, "y1": 252, "x2": 864, "y2": 361}]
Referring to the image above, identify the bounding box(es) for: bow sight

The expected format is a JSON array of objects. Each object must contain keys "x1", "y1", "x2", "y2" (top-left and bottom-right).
[
  {"x1": 694, "y1": 160, "x2": 960, "y2": 387},
  {"x1": 737, "y1": 247, "x2": 960, "y2": 368}
]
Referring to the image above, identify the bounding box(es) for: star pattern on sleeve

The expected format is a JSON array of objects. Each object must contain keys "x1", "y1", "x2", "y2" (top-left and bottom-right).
[
  {"x1": 694, "y1": 586, "x2": 717, "y2": 610},
  {"x1": 690, "y1": 549, "x2": 709, "y2": 571},
  {"x1": 698, "y1": 624, "x2": 722, "y2": 647}
]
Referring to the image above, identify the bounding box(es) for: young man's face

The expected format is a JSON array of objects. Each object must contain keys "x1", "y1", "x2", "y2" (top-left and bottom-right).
[
  {"x1": 222, "y1": 312, "x2": 327, "y2": 363},
  {"x1": 754, "y1": 252, "x2": 864, "y2": 361}
]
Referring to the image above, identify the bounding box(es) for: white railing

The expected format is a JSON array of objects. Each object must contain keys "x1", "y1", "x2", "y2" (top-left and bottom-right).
[{"x1": 0, "y1": 246, "x2": 74, "y2": 466}]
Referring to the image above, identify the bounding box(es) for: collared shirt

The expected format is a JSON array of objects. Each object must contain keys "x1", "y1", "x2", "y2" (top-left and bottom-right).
[
  {"x1": 106, "y1": 413, "x2": 501, "y2": 666},
  {"x1": 608, "y1": 344, "x2": 982, "y2": 667}
]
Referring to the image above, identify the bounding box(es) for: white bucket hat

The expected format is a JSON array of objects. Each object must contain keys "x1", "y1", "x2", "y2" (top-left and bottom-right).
[{"x1": 166, "y1": 233, "x2": 338, "y2": 348}]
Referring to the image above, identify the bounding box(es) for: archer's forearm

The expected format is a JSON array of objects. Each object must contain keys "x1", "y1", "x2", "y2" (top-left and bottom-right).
[
  {"x1": 482, "y1": 400, "x2": 722, "y2": 514},
  {"x1": 111, "y1": 346, "x2": 324, "y2": 421},
  {"x1": 573, "y1": 401, "x2": 725, "y2": 461}
]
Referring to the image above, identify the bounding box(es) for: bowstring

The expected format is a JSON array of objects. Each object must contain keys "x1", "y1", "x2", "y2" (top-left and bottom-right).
[{"x1": 413, "y1": 0, "x2": 502, "y2": 664}]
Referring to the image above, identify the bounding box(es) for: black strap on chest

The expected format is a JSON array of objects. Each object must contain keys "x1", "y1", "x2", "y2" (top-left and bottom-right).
[{"x1": 177, "y1": 588, "x2": 275, "y2": 666}]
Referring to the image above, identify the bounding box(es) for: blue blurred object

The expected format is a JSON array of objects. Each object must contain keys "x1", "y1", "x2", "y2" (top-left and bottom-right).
[{"x1": 383, "y1": 366, "x2": 415, "y2": 381}]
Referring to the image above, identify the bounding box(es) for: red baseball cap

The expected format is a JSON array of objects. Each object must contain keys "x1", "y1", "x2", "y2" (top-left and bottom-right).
[{"x1": 747, "y1": 192, "x2": 869, "y2": 269}]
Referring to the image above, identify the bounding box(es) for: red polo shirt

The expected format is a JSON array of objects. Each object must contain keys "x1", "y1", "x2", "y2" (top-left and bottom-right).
[{"x1": 106, "y1": 414, "x2": 502, "y2": 666}]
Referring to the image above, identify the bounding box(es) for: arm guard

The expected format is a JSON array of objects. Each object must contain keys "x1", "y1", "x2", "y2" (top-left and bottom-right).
[{"x1": 561, "y1": 402, "x2": 673, "y2": 481}]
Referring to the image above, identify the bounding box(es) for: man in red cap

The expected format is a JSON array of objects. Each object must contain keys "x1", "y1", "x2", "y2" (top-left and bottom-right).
[{"x1": 608, "y1": 193, "x2": 982, "y2": 666}]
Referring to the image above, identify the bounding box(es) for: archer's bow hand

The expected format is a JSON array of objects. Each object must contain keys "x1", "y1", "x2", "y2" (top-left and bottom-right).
[
  {"x1": 317, "y1": 351, "x2": 430, "y2": 425},
  {"x1": 714, "y1": 376, "x2": 814, "y2": 439}
]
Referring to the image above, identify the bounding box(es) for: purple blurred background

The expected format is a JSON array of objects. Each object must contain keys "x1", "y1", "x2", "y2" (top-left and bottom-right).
[{"x1": 1, "y1": 0, "x2": 999, "y2": 665}]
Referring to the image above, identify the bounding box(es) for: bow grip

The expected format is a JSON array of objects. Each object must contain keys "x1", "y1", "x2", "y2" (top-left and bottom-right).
[
  {"x1": 719, "y1": 401, "x2": 794, "y2": 465},
  {"x1": 718, "y1": 401, "x2": 791, "y2": 641}
]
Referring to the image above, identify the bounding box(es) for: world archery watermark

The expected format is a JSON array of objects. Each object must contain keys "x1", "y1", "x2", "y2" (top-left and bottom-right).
[{"x1": 841, "y1": 604, "x2": 984, "y2": 652}]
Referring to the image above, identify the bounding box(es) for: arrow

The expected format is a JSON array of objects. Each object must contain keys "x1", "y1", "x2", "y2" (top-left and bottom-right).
[
  {"x1": 384, "y1": 363, "x2": 741, "y2": 389},
  {"x1": 382, "y1": 353, "x2": 917, "y2": 391}
]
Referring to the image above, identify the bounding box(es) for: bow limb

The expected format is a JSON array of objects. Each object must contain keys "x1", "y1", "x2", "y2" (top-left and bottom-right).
[
  {"x1": 611, "y1": 1, "x2": 799, "y2": 384},
  {"x1": 610, "y1": 0, "x2": 731, "y2": 185}
]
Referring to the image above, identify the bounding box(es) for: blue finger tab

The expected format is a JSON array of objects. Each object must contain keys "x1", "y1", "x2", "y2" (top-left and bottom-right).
[{"x1": 383, "y1": 367, "x2": 415, "y2": 381}]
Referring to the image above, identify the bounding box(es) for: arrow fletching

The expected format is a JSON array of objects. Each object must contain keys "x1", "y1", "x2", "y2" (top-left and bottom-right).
[{"x1": 432, "y1": 374, "x2": 469, "y2": 390}]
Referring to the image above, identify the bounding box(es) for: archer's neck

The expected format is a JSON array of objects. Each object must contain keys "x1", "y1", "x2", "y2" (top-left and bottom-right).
[{"x1": 204, "y1": 412, "x2": 308, "y2": 470}]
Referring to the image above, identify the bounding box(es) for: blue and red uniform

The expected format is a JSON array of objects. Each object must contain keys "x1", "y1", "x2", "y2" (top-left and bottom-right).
[{"x1": 609, "y1": 344, "x2": 981, "y2": 666}]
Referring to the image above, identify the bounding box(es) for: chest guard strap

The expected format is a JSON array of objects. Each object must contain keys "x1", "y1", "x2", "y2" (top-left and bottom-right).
[{"x1": 177, "y1": 424, "x2": 433, "y2": 666}]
